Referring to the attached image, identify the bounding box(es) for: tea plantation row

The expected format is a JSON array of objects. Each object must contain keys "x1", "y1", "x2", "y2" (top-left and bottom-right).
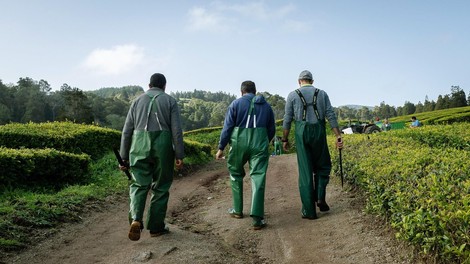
[{"x1": 329, "y1": 123, "x2": 469, "y2": 263}]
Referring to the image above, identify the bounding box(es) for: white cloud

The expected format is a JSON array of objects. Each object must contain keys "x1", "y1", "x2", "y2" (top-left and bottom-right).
[
  {"x1": 82, "y1": 44, "x2": 144, "y2": 75},
  {"x1": 186, "y1": 2, "x2": 297, "y2": 33},
  {"x1": 187, "y1": 7, "x2": 228, "y2": 32}
]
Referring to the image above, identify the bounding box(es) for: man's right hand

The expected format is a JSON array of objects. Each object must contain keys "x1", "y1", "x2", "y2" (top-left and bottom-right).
[
  {"x1": 282, "y1": 142, "x2": 290, "y2": 152},
  {"x1": 119, "y1": 160, "x2": 129, "y2": 171}
]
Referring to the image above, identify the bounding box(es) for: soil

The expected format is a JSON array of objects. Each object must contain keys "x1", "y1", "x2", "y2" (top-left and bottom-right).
[{"x1": 4, "y1": 154, "x2": 419, "y2": 264}]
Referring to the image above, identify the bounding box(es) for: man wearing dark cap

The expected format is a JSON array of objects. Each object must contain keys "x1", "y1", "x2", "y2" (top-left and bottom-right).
[
  {"x1": 282, "y1": 70, "x2": 343, "y2": 219},
  {"x1": 119, "y1": 73, "x2": 184, "y2": 241},
  {"x1": 216, "y1": 80, "x2": 275, "y2": 230}
]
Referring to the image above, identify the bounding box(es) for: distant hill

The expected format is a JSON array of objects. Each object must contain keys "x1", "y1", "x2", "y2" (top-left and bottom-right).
[
  {"x1": 88, "y1": 85, "x2": 144, "y2": 100},
  {"x1": 338, "y1": 104, "x2": 374, "y2": 110}
]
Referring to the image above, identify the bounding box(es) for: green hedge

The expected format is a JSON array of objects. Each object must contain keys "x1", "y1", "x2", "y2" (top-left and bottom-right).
[
  {"x1": 184, "y1": 127, "x2": 222, "y2": 155},
  {"x1": 0, "y1": 147, "x2": 90, "y2": 188},
  {"x1": 0, "y1": 122, "x2": 121, "y2": 159},
  {"x1": 330, "y1": 125, "x2": 470, "y2": 262},
  {"x1": 183, "y1": 139, "x2": 212, "y2": 165}
]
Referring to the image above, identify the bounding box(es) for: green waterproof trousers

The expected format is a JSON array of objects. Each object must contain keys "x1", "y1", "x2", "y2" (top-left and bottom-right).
[
  {"x1": 129, "y1": 130, "x2": 174, "y2": 232},
  {"x1": 295, "y1": 120, "x2": 331, "y2": 218},
  {"x1": 227, "y1": 127, "x2": 269, "y2": 218}
]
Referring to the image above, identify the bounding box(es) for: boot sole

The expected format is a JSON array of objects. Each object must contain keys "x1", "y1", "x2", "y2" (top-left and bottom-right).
[
  {"x1": 230, "y1": 213, "x2": 244, "y2": 219},
  {"x1": 128, "y1": 221, "x2": 141, "y2": 241}
]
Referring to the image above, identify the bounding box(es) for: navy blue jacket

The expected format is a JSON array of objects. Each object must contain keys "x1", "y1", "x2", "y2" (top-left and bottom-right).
[{"x1": 218, "y1": 93, "x2": 276, "y2": 150}]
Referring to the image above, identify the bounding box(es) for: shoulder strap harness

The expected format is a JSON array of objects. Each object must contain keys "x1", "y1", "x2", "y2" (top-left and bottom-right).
[
  {"x1": 145, "y1": 92, "x2": 163, "y2": 131},
  {"x1": 295, "y1": 88, "x2": 320, "y2": 121},
  {"x1": 245, "y1": 97, "x2": 257, "y2": 128}
]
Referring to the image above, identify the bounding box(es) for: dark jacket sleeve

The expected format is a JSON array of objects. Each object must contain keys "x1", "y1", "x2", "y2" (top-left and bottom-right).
[
  {"x1": 218, "y1": 101, "x2": 236, "y2": 150},
  {"x1": 267, "y1": 106, "x2": 276, "y2": 142}
]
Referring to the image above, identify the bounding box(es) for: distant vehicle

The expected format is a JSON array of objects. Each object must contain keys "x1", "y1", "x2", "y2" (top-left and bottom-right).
[
  {"x1": 341, "y1": 121, "x2": 381, "y2": 134},
  {"x1": 341, "y1": 120, "x2": 405, "y2": 134}
]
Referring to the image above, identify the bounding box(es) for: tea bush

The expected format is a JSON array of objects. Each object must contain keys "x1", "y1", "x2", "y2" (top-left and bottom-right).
[
  {"x1": 330, "y1": 125, "x2": 470, "y2": 262},
  {"x1": 0, "y1": 121, "x2": 121, "y2": 159},
  {"x1": 0, "y1": 147, "x2": 90, "y2": 188}
]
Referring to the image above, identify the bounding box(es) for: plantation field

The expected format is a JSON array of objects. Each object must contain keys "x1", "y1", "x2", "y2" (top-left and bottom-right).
[
  {"x1": 0, "y1": 117, "x2": 469, "y2": 263},
  {"x1": 388, "y1": 105, "x2": 470, "y2": 125}
]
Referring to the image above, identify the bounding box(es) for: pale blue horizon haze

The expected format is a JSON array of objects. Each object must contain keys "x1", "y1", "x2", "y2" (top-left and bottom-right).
[{"x1": 1, "y1": 0, "x2": 469, "y2": 108}]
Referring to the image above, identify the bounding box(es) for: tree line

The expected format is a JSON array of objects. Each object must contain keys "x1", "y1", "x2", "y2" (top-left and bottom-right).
[
  {"x1": 0, "y1": 78, "x2": 142, "y2": 130},
  {"x1": 0, "y1": 77, "x2": 285, "y2": 131},
  {"x1": 335, "y1": 85, "x2": 469, "y2": 121},
  {"x1": 1, "y1": 77, "x2": 468, "y2": 130}
]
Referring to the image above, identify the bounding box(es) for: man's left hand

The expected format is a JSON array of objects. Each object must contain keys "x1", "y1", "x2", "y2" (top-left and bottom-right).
[
  {"x1": 215, "y1": 149, "x2": 225, "y2": 160},
  {"x1": 175, "y1": 159, "x2": 184, "y2": 170}
]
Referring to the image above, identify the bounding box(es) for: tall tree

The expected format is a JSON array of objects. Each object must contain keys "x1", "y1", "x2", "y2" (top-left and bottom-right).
[
  {"x1": 0, "y1": 80, "x2": 13, "y2": 124},
  {"x1": 415, "y1": 101, "x2": 424, "y2": 113},
  {"x1": 374, "y1": 101, "x2": 397, "y2": 119},
  {"x1": 402, "y1": 101, "x2": 416, "y2": 115},
  {"x1": 423, "y1": 95, "x2": 435, "y2": 112},
  {"x1": 58, "y1": 84, "x2": 93, "y2": 123},
  {"x1": 14, "y1": 77, "x2": 47, "y2": 123},
  {"x1": 208, "y1": 102, "x2": 228, "y2": 127},
  {"x1": 259, "y1": 92, "x2": 285, "y2": 121},
  {"x1": 357, "y1": 106, "x2": 373, "y2": 121},
  {"x1": 449, "y1": 85, "x2": 467, "y2": 108},
  {"x1": 435, "y1": 95, "x2": 451, "y2": 110}
]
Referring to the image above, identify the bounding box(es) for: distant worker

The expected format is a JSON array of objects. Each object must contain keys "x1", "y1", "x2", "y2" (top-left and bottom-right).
[
  {"x1": 274, "y1": 136, "x2": 283, "y2": 155},
  {"x1": 120, "y1": 73, "x2": 184, "y2": 241},
  {"x1": 282, "y1": 70, "x2": 343, "y2": 220},
  {"x1": 383, "y1": 118, "x2": 391, "y2": 131},
  {"x1": 410, "y1": 116, "x2": 422, "y2": 128},
  {"x1": 216, "y1": 80, "x2": 275, "y2": 230}
]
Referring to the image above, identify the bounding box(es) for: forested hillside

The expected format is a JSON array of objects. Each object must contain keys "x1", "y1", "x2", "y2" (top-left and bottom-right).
[{"x1": 1, "y1": 77, "x2": 468, "y2": 131}]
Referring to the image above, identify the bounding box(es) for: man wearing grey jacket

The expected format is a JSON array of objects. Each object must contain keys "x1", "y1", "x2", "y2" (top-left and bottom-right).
[
  {"x1": 120, "y1": 73, "x2": 184, "y2": 241},
  {"x1": 282, "y1": 70, "x2": 343, "y2": 220}
]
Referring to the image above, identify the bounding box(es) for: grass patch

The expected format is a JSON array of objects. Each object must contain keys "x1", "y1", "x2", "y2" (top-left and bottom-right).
[{"x1": 0, "y1": 152, "x2": 128, "y2": 256}]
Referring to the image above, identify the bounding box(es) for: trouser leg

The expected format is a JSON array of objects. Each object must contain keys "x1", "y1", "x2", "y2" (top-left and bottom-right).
[
  {"x1": 147, "y1": 165, "x2": 173, "y2": 231},
  {"x1": 228, "y1": 148, "x2": 246, "y2": 214},
  {"x1": 295, "y1": 134, "x2": 316, "y2": 218},
  {"x1": 230, "y1": 175, "x2": 244, "y2": 213},
  {"x1": 248, "y1": 152, "x2": 268, "y2": 218},
  {"x1": 129, "y1": 160, "x2": 152, "y2": 226},
  {"x1": 313, "y1": 138, "x2": 331, "y2": 203}
]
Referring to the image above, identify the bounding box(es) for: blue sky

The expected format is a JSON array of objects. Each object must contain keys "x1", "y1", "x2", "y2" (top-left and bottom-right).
[{"x1": 1, "y1": 0, "x2": 469, "y2": 107}]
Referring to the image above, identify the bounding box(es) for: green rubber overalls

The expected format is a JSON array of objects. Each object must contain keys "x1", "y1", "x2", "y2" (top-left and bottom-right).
[
  {"x1": 295, "y1": 89, "x2": 332, "y2": 218},
  {"x1": 227, "y1": 98, "x2": 269, "y2": 219},
  {"x1": 128, "y1": 91, "x2": 174, "y2": 232}
]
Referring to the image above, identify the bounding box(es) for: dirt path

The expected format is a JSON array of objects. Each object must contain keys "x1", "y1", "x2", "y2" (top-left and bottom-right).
[{"x1": 6, "y1": 154, "x2": 415, "y2": 264}]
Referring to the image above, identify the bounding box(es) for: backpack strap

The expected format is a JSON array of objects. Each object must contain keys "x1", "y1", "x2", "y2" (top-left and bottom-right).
[{"x1": 295, "y1": 89, "x2": 320, "y2": 121}]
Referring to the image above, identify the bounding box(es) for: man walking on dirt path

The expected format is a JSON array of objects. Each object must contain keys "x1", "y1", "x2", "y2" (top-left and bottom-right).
[
  {"x1": 216, "y1": 80, "x2": 275, "y2": 230},
  {"x1": 282, "y1": 70, "x2": 343, "y2": 220},
  {"x1": 119, "y1": 73, "x2": 184, "y2": 241}
]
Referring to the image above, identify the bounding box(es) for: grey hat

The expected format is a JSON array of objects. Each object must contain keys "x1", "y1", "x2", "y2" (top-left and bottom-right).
[{"x1": 298, "y1": 70, "x2": 313, "y2": 80}]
